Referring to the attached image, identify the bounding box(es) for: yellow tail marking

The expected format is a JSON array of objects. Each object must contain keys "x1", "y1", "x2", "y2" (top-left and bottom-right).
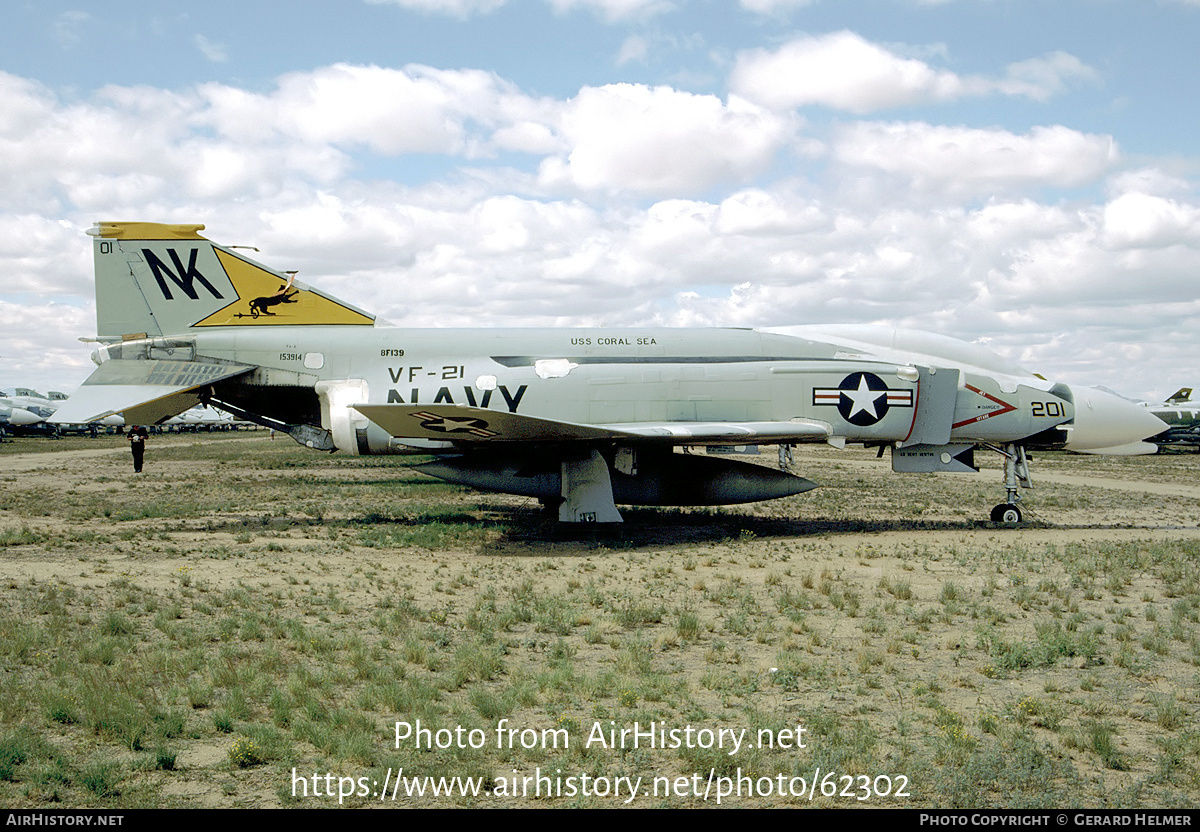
[
  {"x1": 93, "y1": 222, "x2": 207, "y2": 240},
  {"x1": 192, "y1": 249, "x2": 374, "y2": 327}
]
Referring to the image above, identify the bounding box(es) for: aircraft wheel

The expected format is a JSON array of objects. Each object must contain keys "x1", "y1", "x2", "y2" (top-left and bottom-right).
[{"x1": 990, "y1": 504, "x2": 1023, "y2": 524}]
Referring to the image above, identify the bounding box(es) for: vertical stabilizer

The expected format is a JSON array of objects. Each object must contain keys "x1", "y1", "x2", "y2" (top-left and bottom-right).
[{"x1": 90, "y1": 222, "x2": 375, "y2": 340}]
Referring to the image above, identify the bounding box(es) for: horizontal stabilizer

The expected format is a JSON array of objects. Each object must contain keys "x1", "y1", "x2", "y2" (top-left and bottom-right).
[
  {"x1": 354, "y1": 403, "x2": 831, "y2": 445},
  {"x1": 50, "y1": 359, "x2": 255, "y2": 425}
]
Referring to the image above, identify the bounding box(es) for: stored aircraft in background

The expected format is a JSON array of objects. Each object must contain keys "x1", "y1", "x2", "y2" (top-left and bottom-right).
[
  {"x1": 1143, "y1": 388, "x2": 1200, "y2": 453},
  {"x1": 4, "y1": 388, "x2": 58, "y2": 421},
  {"x1": 50, "y1": 222, "x2": 1166, "y2": 524},
  {"x1": 1, "y1": 387, "x2": 123, "y2": 436},
  {"x1": 1, "y1": 395, "x2": 45, "y2": 437},
  {"x1": 1, "y1": 386, "x2": 242, "y2": 437},
  {"x1": 162, "y1": 404, "x2": 246, "y2": 432},
  {"x1": 1, "y1": 388, "x2": 56, "y2": 436}
]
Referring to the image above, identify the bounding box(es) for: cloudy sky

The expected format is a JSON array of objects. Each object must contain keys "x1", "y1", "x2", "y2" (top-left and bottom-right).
[{"x1": 1, "y1": 0, "x2": 1197, "y2": 400}]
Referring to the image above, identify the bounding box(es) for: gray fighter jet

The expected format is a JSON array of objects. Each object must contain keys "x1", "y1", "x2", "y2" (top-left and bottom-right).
[
  {"x1": 1144, "y1": 388, "x2": 1200, "y2": 452},
  {"x1": 51, "y1": 222, "x2": 1166, "y2": 523}
]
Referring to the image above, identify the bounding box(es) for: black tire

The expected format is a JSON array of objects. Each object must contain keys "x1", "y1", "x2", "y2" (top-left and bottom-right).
[{"x1": 990, "y1": 504, "x2": 1022, "y2": 524}]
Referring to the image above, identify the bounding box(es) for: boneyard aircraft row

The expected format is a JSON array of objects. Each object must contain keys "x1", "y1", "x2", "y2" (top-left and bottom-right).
[
  {"x1": 51, "y1": 222, "x2": 1167, "y2": 523},
  {"x1": 1144, "y1": 387, "x2": 1200, "y2": 452},
  {"x1": 1, "y1": 388, "x2": 60, "y2": 436},
  {"x1": 0, "y1": 395, "x2": 46, "y2": 435}
]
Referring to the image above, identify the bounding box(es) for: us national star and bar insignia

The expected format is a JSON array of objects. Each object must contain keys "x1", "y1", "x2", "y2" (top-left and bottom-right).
[
  {"x1": 411, "y1": 411, "x2": 499, "y2": 438},
  {"x1": 813, "y1": 372, "x2": 914, "y2": 427}
]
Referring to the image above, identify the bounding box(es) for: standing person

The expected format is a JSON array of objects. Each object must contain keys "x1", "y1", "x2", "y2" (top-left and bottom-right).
[{"x1": 128, "y1": 425, "x2": 149, "y2": 473}]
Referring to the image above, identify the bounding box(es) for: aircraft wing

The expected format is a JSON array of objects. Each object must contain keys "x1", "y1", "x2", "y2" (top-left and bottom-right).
[
  {"x1": 49, "y1": 359, "x2": 256, "y2": 426},
  {"x1": 353, "y1": 403, "x2": 832, "y2": 445}
]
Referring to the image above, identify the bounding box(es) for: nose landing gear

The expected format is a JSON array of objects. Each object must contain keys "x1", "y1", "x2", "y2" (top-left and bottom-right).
[{"x1": 988, "y1": 442, "x2": 1030, "y2": 525}]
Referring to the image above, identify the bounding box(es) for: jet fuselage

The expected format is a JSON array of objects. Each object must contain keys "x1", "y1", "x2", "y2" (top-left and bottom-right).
[{"x1": 93, "y1": 324, "x2": 1080, "y2": 458}]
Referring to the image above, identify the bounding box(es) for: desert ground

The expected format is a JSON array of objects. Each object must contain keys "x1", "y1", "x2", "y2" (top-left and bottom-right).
[{"x1": 0, "y1": 432, "x2": 1197, "y2": 808}]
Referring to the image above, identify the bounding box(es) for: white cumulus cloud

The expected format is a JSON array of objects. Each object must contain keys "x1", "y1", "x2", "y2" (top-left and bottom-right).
[
  {"x1": 1103, "y1": 192, "x2": 1200, "y2": 249},
  {"x1": 731, "y1": 31, "x2": 1096, "y2": 113},
  {"x1": 539, "y1": 84, "x2": 793, "y2": 195},
  {"x1": 832, "y1": 122, "x2": 1118, "y2": 196}
]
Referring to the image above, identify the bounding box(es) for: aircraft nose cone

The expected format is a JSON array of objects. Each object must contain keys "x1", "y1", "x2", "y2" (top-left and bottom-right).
[
  {"x1": 1063, "y1": 386, "x2": 1168, "y2": 454},
  {"x1": 10, "y1": 408, "x2": 44, "y2": 426}
]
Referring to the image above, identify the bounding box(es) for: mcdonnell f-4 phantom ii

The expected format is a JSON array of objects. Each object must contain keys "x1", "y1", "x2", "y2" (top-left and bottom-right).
[{"x1": 50, "y1": 222, "x2": 1167, "y2": 524}]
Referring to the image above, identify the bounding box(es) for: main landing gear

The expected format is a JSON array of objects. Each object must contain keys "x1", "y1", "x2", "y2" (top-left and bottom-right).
[{"x1": 987, "y1": 442, "x2": 1030, "y2": 525}]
